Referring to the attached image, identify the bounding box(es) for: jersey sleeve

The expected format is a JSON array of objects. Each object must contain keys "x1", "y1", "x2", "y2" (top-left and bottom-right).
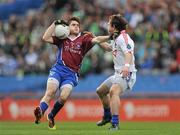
[
  {"x1": 117, "y1": 37, "x2": 134, "y2": 54},
  {"x1": 82, "y1": 33, "x2": 94, "y2": 54}
]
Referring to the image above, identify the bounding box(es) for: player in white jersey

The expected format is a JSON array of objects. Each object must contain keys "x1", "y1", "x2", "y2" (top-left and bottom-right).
[{"x1": 96, "y1": 14, "x2": 137, "y2": 130}]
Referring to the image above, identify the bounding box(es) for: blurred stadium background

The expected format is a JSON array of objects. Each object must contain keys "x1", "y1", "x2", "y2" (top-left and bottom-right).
[{"x1": 0, "y1": 0, "x2": 180, "y2": 124}]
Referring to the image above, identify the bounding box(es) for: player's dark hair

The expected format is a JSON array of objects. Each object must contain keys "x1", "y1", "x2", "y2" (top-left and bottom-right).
[
  {"x1": 109, "y1": 14, "x2": 128, "y2": 32},
  {"x1": 68, "y1": 17, "x2": 80, "y2": 26}
]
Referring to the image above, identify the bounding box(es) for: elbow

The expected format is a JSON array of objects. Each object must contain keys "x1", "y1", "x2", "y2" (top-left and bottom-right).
[
  {"x1": 105, "y1": 47, "x2": 112, "y2": 52},
  {"x1": 108, "y1": 48, "x2": 112, "y2": 52},
  {"x1": 42, "y1": 35, "x2": 47, "y2": 42}
]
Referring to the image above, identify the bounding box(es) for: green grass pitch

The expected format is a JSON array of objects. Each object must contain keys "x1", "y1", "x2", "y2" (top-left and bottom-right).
[{"x1": 0, "y1": 121, "x2": 179, "y2": 135}]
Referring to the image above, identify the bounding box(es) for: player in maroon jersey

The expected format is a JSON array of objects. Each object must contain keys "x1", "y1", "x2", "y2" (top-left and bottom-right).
[{"x1": 34, "y1": 17, "x2": 111, "y2": 129}]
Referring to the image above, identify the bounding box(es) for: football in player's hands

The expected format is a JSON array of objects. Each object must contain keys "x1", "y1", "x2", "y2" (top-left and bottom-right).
[{"x1": 54, "y1": 21, "x2": 70, "y2": 39}]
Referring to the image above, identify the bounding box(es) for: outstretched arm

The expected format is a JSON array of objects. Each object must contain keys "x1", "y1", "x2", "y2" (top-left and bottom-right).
[
  {"x1": 99, "y1": 42, "x2": 112, "y2": 52},
  {"x1": 91, "y1": 36, "x2": 110, "y2": 44},
  {"x1": 83, "y1": 32, "x2": 111, "y2": 51}
]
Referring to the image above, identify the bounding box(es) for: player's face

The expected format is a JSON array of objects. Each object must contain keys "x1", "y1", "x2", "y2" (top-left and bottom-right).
[
  {"x1": 69, "y1": 21, "x2": 80, "y2": 35},
  {"x1": 107, "y1": 20, "x2": 115, "y2": 34}
]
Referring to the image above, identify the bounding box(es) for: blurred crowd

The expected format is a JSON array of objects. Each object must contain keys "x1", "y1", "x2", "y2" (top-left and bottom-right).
[{"x1": 0, "y1": 0, "x2": 179, "y2": 77}]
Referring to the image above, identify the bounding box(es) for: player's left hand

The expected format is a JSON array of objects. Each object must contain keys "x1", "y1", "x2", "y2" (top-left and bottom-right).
[
  {"x1": 109, "y1": 31, "x2": 119, "y2": 40},
  {"x1": 121, "y1": 66, "x2": 129, "y2": 78}
]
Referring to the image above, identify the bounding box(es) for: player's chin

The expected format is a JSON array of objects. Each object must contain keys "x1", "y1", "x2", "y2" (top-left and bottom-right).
[
  {"x1": 108, "y1": 30, "x2": 113, "y2": 34},
  {"x1": 72, "y1": 31, "x2": 80, "y2": 35}
]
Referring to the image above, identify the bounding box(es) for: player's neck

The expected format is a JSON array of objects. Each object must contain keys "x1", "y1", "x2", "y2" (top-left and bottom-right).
[{"x1": 69, "y1": 33, "x2": 80, "y2": 40}]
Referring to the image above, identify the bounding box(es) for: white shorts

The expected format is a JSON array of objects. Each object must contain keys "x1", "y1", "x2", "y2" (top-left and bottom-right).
[{"x1": 101, "y1": 72, "x2": 136, "y2": 93}]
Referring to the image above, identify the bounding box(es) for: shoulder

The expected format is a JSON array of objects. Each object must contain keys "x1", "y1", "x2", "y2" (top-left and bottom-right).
[
  {"x1": 116, "y1": 34, "x2": 133, "y2": 44},
  {"x1": 116, "y1": 35, "x2": 124, "y2": 44},
  {"x1": 80, "y1": 31, "x2": 94, "y2": 44}
]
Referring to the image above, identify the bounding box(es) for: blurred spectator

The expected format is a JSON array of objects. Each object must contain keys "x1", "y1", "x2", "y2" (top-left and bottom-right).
[{"x1": 0, "y1": 0, "x2": 179, "y2": 77}]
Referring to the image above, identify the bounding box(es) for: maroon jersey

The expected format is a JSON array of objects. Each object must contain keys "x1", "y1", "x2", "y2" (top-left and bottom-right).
[{"x1": 52, "y1": 33, "x2": 94, "y2": 73}]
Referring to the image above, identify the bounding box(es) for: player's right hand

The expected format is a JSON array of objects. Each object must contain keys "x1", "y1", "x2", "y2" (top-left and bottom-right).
[
  {"x1": 120, "y1": 66, "x2": 129, "y2": 78},
  {"x1": 54, "y1": 20, "x2": 68, "y2": 26},
  {"x1": 83, "y1": 31, "x2": 95, "y2": 37}
]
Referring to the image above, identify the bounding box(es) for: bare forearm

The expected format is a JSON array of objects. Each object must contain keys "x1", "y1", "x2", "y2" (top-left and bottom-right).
[
  {"x1": 124, "y1": 52, "x2": 132, "y2": 65},
  {"x1": 92, "y1": 36, "x2": 109, "y2": 44},
  {"x1": 42, "y1": 22, "x2": 55, "y2": 42}
]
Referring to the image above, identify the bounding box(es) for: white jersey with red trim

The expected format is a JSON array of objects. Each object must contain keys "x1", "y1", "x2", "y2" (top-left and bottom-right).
[{"x1": 111, "y1": 31, "x2": 137, "y2": 72}]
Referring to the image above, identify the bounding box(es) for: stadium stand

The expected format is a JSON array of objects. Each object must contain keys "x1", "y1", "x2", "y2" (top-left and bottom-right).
[
  {"x1": 0, "y1": 0, "x2": 44, "y2": 20},
  {"x1": 0, "y1": 74, "x2": 180, "y2": 98}
]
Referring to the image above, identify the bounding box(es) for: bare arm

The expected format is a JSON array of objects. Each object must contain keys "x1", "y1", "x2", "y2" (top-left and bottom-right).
[
  {"x1": 42, "y1": 22, "x2": 55, "y2": 44},
  {"x1": 99, "y1": 42, "x2": 112, "y2": 52},
  {"x1": 91, "y1": 36, "x2": 110, "y2": 44},
  {"x1": 121, "y1": 52, "x2": 133, "y2": 77},
  {"x1": 124, "y1": 52, "x2": 133, "y2": 65},
  {"x1": 84, "y1": 32, "x2": 111, "y2": 51}
]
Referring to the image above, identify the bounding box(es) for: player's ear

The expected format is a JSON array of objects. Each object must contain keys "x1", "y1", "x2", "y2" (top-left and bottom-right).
[
  {"x1": 111, "y1": 24, "x2": 116, "y2": 32},
  {"x1": 112, "y1": 24, "x2": 115, "y2": 28}
]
